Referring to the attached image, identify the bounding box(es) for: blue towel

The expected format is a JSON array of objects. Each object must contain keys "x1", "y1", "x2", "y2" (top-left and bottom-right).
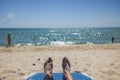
[{"x1": 27, "y1": 73, "x2": 92, "y2": 80}]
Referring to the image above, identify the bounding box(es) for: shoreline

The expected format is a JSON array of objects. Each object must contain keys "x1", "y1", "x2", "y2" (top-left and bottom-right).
[
  {"x1": 0, "y1": 43, "x2": 120, "y2": 52},
  {"x1": 0, "y1": 43, "x2": 120, "y2": 80}
]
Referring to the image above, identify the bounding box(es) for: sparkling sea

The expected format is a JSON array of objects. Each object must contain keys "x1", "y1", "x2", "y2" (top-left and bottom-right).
[{"x1": 0, "y1": 28, "x2": 120, "y2": 46}]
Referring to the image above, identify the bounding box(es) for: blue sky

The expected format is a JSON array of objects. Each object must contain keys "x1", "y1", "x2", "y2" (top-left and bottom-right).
[{"x1": 0, "y1": 0, "x2": 120, "y2": 28}]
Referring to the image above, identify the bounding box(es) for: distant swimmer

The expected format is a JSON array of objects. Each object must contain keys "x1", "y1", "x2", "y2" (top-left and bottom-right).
[
  {"x1": 61, "y1": 35, "x2": 64, "y2": 40},
  {"x1": 7, "y1": 34, "x2": 11, "y2": 47},
  {"x1": 111, "y1": 37, "x2": 114, "y2": 43},
  {"x1": 48, "y1": 37, "x2": 50, "y2": 40},
  {"x1": 54, "y1": 39, "x2": 56, "y2": 41}
]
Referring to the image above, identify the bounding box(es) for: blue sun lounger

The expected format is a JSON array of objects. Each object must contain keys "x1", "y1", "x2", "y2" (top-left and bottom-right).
[{"x1": 26, "y1": 72, "x2": 93, "y2": 80}]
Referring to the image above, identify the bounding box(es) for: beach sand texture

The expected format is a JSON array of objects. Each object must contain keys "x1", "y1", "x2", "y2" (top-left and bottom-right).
[{"x1": 0, "y1": 44, "x2": 120, "y2": 80}]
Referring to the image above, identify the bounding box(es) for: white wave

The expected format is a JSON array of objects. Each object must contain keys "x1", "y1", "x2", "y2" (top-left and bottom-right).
[
  {"x1": 14, "y1": 43, "x2": 34, "y2": 47},
  {"x1": 65, "y1": 42, "x2": 74, "y2": 45},
  {"x1": 71, "y1": 33, "x2": 80, "y2": 35},
  {"x1": 49, "y1": 29, "x2": 57, "y2": 32},
  {"x1": 14, "y1": 44, "x2": 22, "y2": 47},
  {"x1": 39, "y1": 37, "x2": 47, "y2": 40},
  {"x1": 26, "y1": 43, "x2": 33, "y2": 46},
  {"x1": 86, "y1": 42, "x2": 94, "y2": 45},
  {"x1": 51, "y1": 41, "x2": 65, "y2": 46},
  {"x1": 51, "y1": 33, "x2": 60, "y2": 36},
  {"x1": 94, "y1": 32, "x2": 102, "y2": 36},
  {"x1": 51, "y1": 41, "x2": 74, "y2": 46},
  {"x1": 37, "y1": 42, "x2": 41, "y2": 45},
  {"x1": 97, "y1": 32, "x2": 102, "y2": 35}
]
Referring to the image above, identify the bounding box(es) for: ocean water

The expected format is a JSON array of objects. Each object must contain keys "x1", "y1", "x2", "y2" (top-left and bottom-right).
[{"x1": 0, "y1": 28, "x2": 120, "y2": 46}]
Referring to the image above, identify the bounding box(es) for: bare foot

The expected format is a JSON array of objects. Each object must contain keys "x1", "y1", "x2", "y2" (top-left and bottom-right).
[
  {"x1": 44, "y1": 57, "x2": 53, "y2": 80},
  {"x1": 62, "y1": 57, "x2": 73, "y2": 80}
]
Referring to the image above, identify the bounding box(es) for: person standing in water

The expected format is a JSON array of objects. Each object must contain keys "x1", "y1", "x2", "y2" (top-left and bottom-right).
[
  {"x1": 111, "y1": 37, "x2": 114, "y2": 43},
  {"x1": 7, "y1": 34, "x2": 11, "y2": 47}
]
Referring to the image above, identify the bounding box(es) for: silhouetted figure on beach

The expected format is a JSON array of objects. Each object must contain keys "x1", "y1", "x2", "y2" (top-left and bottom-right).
[
  {"x1": 7, "y1": 34, "x2": 11, "y2": 47},
  {"x1": 43, "y1": 57, "x2": 73, "y2": 80},
  {"x1": 111, "y1": 37, "x2": 114, "y2": 43}
]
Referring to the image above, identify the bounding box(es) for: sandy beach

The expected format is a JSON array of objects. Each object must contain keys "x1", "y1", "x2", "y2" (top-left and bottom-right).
[{"x1": 0, "y1": 44, "x2": 120, "y2": 80}]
